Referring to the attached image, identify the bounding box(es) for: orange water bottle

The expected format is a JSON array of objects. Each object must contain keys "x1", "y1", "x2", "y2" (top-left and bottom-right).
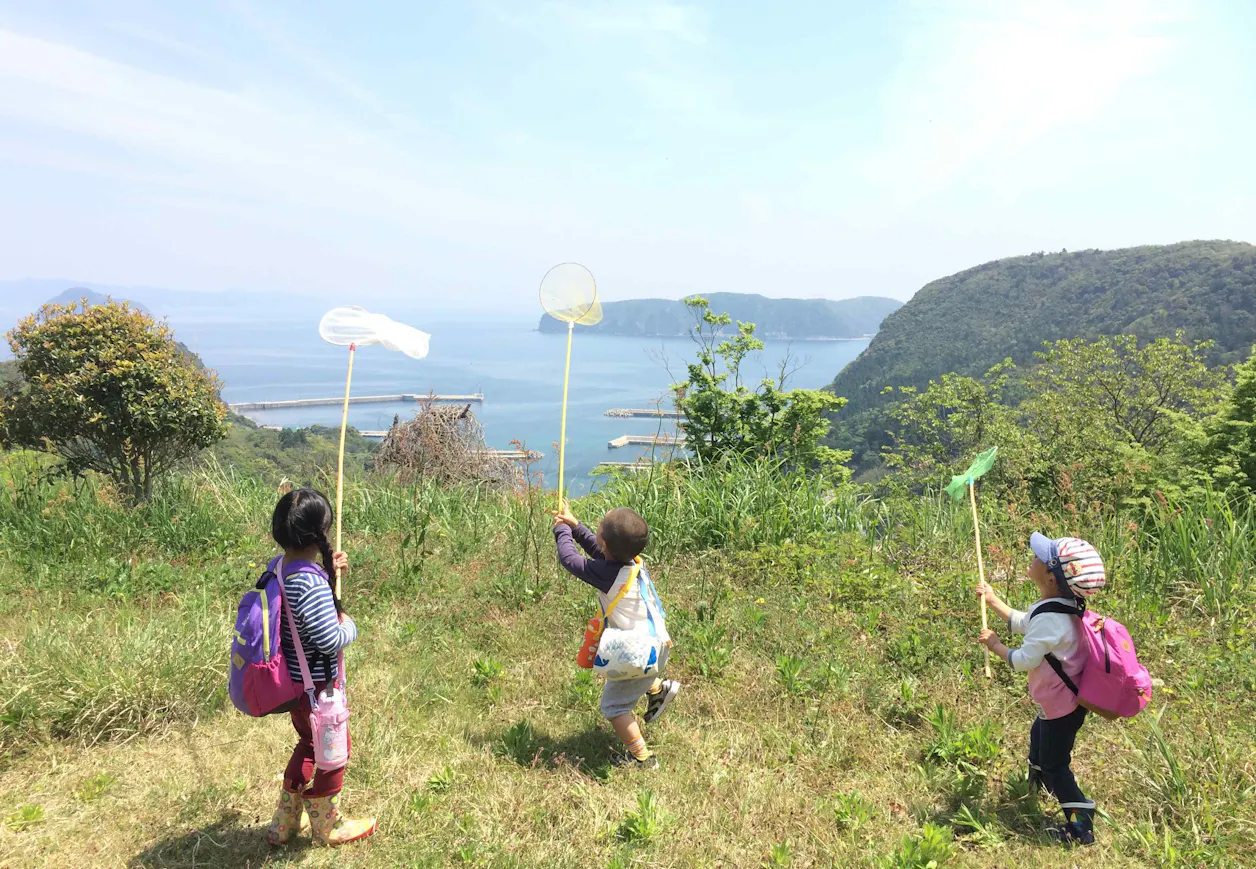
[{"x1": 576, "y1": 617, "x2": 603, "y2": 669}]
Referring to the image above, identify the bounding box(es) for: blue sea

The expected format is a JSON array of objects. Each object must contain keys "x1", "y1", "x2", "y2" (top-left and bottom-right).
[{"x1": 13, "y1": 295, "x2": 869, "y2": 492}]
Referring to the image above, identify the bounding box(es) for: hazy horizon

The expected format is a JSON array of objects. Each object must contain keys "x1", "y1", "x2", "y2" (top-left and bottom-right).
[{"x1": 2, "y1": 1, "x2": 1254, "y2": 309}]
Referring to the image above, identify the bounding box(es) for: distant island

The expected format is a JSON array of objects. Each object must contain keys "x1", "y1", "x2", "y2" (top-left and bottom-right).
[
  {"x1": 46, "y1": 287, "x2": 150, "y2": 314},
  {"x1": 537, "y1": 292, "x2": 902, "y2": 340}
]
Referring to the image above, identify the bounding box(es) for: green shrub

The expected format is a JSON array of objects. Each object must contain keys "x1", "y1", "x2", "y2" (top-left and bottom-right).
[
  {"x1": 471, "y1": 656, "x2": 504, "y2": 687},
  {"x1": 5, "y1": 804, "x2": 45, "y2": 831},
  {"x1": 762, "y1": 840, "x2": 792, "y2": 867}
]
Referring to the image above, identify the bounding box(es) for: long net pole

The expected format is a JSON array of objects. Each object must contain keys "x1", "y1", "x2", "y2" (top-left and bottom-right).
[
  {"x1": 334, "y1": 343, "x2": 356, "y2": 600},
  {"x1": 557, "y1": 321, "x2": 574, "y2": 509},
  {"x1": 969, "y1": 479, "x2": 991, "y2": 678}
]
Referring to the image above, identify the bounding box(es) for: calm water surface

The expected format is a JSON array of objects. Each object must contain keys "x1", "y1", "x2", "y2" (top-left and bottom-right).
[{"x1": 21, "y1": 297, "x2": 870, "y2": 492}]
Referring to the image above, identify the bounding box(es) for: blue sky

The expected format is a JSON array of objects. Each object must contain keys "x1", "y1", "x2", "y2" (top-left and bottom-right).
[{"x1": 0, "y1": 0, "x2": 1252, "y2": 311}]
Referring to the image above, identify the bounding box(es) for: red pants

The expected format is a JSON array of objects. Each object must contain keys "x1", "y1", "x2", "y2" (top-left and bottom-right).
[{"x1": 283, "y1": 686, "x2": 351, "y2": 797}]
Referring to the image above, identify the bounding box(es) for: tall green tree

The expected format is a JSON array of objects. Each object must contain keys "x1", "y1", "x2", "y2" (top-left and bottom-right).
[
  {"x1": 882, "y1": 334, "x2": 1229, "y2": 509},
  {"x1": 0, "y1": 360, "x2": 21, "y2": 399},
  {"x1": 1023, "y1": 333, "x2": 1226, "y2": 506},
  {"x1": 675, "y1": 297, "x2": 850, "y2": 479},
  {"x1": 1205, "y1": 345, "x2": 1256, "y2": 494},
  {"x1": 882, "y1": 361, "x2": 1042, "y2": 498},
  {"x1": 0, "y1": 300, "x2": 228, "y2": 504}
]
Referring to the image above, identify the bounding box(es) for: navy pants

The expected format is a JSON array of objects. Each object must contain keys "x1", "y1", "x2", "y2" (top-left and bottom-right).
[{"x1": 1029, "y1": 706, "x2": 1095, "y2": 822}]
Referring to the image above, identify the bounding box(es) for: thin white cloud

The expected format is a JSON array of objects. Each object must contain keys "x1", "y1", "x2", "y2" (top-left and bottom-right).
[
  {"x1": 845, "y1": 0, "x2": 1188, "y2": 205},
  {"x1": 549, "y1": 0, "x2": 708, "y2": 46},
  {"x1": 482, "y1": 0, "x2": 724, "y2": 125},
  {"x1": 0, "y1": 28, "x2": 536, "y2": 235}
]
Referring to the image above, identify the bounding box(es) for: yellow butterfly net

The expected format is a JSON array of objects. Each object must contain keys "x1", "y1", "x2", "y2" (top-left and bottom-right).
[
  {"x1": 539, "y1": 262, "x2": 603, "y2": 325},
  {"x1": 539, "y1": 263, "x2": 602, "y2": 504}
]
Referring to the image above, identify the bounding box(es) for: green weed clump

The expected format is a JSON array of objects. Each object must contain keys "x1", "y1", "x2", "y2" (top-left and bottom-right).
[
  {"x1": 884, "y1": 822, "x2": 953, "y2": 869},
  {"x1": 617, "y1": 790, "x2": 667, "y2": 845}
]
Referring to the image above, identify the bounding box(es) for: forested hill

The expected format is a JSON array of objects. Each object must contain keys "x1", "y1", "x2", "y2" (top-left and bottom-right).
[
  {"x1": 537, "y1": 292, "x2": 901, "y2": 340},
  {"x1": 827, "y1": 240, "x2": 1256, "y2": 434}
]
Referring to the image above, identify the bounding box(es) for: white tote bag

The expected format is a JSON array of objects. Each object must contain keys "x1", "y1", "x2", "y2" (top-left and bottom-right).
[{"x1": 593, "y1": 561, "x2": 666, "y2": 681}]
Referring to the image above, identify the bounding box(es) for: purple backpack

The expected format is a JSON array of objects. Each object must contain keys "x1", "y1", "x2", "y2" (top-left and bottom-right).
[
  {"x1": 228, "y1": 556, "x2": 304, "y2": 717},
  {"x1": 1034, "y1": 602, "x2": 1153, "y2": 720}
]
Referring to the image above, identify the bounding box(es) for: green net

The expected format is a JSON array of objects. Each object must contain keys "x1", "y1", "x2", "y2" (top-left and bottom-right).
[
  {"x1": 945, "y1": 446, "x2": 999, "y2": 501},
  {"x1": 539, "y1": 263, "x2": 602, "y2": 325}
]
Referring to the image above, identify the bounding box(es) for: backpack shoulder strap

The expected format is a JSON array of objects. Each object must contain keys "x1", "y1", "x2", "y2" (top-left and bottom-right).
[
  {"x1": 1044, "y1": 653, "x2": 1079, "y2": 695},
  {"x1": 1029, "y1": 601, "x2": 1082, "y2": 619},
  {"x1": 1030, "y1": 601, "x2": 1082, "y2": 695},
  {"x1": 274, "y1": 556, "x2": 316, "y2": 695},
  {"x1": 601, "y1": 559, "x2": 641, "y2": 620}
]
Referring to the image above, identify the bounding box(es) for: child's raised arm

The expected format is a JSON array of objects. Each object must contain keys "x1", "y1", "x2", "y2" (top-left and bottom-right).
[
  {"x1": 553, "y1": 523, "x2": 616, "y2": 593},
  {"x1": 569, "y1": 523, "x2": 605, "y2": 559},
  {"x1": 551, "y1": 502, "x2": 606, "y2": 559}
]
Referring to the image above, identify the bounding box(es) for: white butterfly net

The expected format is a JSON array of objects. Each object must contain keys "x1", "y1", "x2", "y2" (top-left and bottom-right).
[{"x1": 319, "y1": 306, "x2": 431, "y2": 359}]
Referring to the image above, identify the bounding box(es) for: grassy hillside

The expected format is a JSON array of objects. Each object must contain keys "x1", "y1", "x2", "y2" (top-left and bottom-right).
[
  {"x1": 539, "y1": 293, "x2": 902, "y2": 340},
  {"x1": 0, "y1": 456, "x2": 1252, "y2": 867},
  {"x1": 827, "y1": 241, "x2": 1256, "y2": 464}
]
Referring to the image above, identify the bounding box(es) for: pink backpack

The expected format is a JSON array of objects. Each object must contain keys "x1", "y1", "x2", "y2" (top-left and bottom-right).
[{"x1": 1034, "y1": 602, "x2": 1153, "y2": 720}]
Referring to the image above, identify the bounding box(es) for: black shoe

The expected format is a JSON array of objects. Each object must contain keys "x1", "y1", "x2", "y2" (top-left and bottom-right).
[
  {"x1": 643, "y1": 680, "x2": 680, "y2": 725},
  {"x1": 613, "y1": 752, "x2": 659, "y2": 770}
]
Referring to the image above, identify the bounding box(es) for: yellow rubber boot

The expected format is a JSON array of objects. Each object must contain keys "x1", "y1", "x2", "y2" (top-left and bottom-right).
[
  {"x1": 266, "y1": 787, "x2": 307, "y2": 846},
  {"x1": 304, "y1": 793, "x2": 378, "y2": 846}
]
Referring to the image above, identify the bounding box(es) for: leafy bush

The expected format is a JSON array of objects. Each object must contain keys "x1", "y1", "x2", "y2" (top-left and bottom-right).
[
  {"x1": 688, "y1": 621, "x2": 733, "y2": 680},
  {"x1": 884, "y1": 822, "x2": 953, "y2": 869},
  {"x1": 829, "y1": 791, "x2": 872, "y2": 832},
  {"x1": 75, "y1": 772, "x2": 117, "y2": 802},
  {"x1": 883, "y1": 333, "x2": 1229, "y2": 510},
  {"x1": 763, "y1": 840, "x2": 792, "y2": 867},
  {"x1": 923, "y1": 705, "x2": 1001, "y2": 803},
  {"x1": 428, "y1": 764, "x2": 456, "y2": 794},
  {"x1": 775, "y1": 654, "x2": 808, "y2": 698},
  {"x1": 1205, "y1": 344, "x2": 1256, "y2": 494},
  {"x1": 498, "y1": 721, "x2": 538, "y2": 766},
  {"x1": 471, "y1": 656, "x2": 504, "y2": 687},
  {"x1": 1, "y1": 300, "x2": 227, "y2": 504},
  {"x1": 5, "y1": 804, "x2": 44, "y2": 832}
]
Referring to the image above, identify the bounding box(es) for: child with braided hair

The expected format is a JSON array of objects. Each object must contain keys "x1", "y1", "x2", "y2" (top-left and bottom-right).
[{"x1": 265, "y1": 488, "x2": 376, "y2": 847}]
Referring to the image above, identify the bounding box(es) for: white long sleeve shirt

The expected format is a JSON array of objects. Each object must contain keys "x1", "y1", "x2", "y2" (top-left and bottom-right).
[{"x1": 1007, "y1": 597, "x2": 1084, "y2": 719}]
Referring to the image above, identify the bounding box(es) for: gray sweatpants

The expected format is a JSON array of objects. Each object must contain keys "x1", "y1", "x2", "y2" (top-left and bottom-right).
[{"x1": 599, "y1": 646, "x2": 670, "y2": 719}]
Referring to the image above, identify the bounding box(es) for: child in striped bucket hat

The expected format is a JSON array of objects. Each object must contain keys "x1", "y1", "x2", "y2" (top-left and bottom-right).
[{"x1": 976, "y1": 533, "x2": 1107, "y2": 846}]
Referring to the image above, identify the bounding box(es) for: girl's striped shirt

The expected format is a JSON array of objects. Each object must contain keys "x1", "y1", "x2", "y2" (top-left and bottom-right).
[{"x1": 275, "y1": 561, "x2": 357, "y2": 684}]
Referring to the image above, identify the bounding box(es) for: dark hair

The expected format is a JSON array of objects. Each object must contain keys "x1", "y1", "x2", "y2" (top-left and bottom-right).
[
  {"x1": 598, "y1": 507, "x2": 649, "y2": 562},
  {"x1": 272, "y1": 488, "x2": 339, "y2": 608}
]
